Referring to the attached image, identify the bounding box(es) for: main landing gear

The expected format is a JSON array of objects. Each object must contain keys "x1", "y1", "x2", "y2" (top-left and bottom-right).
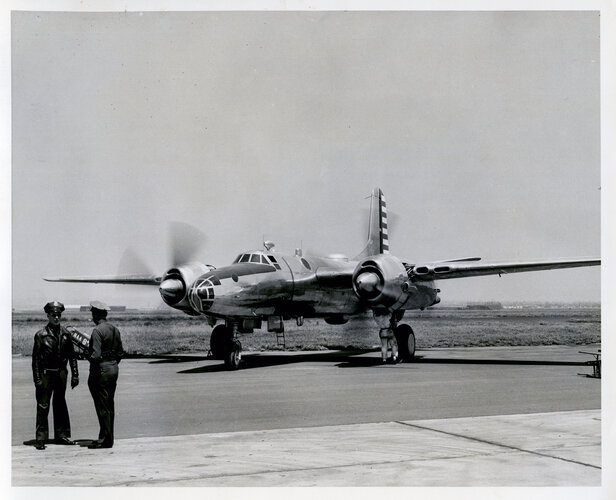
[
  {"x1": 373, "y1": 310, "x2": 416, "y2": 362},
  {"x1": 394, "y1": 323, "x2": 416, "y2": 362},
  {"x1": 209, "y1": 324, "x2": 242, "y2": 370}
]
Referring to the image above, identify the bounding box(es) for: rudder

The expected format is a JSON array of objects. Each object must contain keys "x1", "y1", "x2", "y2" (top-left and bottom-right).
[{"x1": 354, "y1": 188, "x2": 389, "y2": 259}]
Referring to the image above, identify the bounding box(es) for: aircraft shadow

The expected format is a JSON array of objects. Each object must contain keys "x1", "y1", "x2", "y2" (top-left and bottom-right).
[
  {"x1": 337, "y1": 357, "x2": 588, "y2": 368},
  {"x1": 165, "y1": 350, "x2": 590, "y2": 373},
  {"x1": 145, "y1": 355, "x2": 212, "y2": 364},
  {"x1": 175, "y1": 349, "x2": 378, "y2": 373},
  {"x1": 409, "y1": 358, "x2": 588, "y2": 366}
]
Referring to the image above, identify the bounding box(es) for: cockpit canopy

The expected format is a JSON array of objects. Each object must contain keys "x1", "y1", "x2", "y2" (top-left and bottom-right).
[{"x1": 233, "y1": 252, "x2": 281, "y2": 270}]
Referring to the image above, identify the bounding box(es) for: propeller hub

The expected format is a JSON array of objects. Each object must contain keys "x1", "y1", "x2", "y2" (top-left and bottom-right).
[
  {"x1": 159, "y1": 278, "x2": 184, "y2": 299},
  {"x1": 355, "y1": 272, "x2": 380, "y2": 293}
]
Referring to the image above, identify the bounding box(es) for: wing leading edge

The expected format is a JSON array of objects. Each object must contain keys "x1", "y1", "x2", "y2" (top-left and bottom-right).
[
  {"x1": 408, "y1": 258, "x2": 600, "y2": 281},
  {"x1": 45, "y1": 258, "x2": 600, "y2": 286},
  {"x1": 44, "y1": 274, "x2": 162, "y2": 285}
]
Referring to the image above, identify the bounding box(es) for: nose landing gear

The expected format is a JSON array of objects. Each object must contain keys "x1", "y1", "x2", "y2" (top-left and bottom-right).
[
  {"x1": 224, "y1": 339, "x2": 242, "y2": 370},
  {"x1": 209, "y1": 324, "x2": 243, "y2": 370}
]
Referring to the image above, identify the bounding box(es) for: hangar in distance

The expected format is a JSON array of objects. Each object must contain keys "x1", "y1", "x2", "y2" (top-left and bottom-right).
[{"x1": 45, "y1": 188, "x2": 600, "y2": 370}]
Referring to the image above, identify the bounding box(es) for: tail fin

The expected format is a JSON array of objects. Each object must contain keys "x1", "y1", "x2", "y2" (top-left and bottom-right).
[{"x1": 354, "y1": 188, "x2": 389, "y2": 259}]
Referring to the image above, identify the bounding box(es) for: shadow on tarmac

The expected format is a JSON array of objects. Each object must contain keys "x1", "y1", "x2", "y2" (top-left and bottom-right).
[
  {"x1": 138, "y1": 350, "x2": 591, "y2": 374},
  {"x1": 175, "y1": 350, "x2": 378, "y2": 373},
  {"x1": 336, "y1": 356, "x2": 589, "y2": 368},
  {"x1": 22, "y1": 438, "x2": 100, "y2": 448}
]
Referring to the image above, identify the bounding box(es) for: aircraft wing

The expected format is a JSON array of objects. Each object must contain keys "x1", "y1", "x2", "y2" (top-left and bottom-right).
[
  {"x1": 44, "y1": 274, "x2": 162, "y2": 285},
  {"x1": 409, "y1": 258, "x2": 600, "y2": 281}
]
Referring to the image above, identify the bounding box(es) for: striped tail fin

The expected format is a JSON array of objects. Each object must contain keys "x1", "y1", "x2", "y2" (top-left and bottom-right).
[{"x1": 354, "y1": 188, "x2": 389, "y2": 259}]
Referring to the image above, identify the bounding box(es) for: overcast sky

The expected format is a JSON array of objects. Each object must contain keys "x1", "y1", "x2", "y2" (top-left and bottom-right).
[{"x1": 9, "y1": 9, "x2": 603, "y2": 309}]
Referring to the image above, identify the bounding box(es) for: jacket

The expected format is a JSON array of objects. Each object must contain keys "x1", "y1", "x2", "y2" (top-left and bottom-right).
[{"x1": 32, "y1": 325, "x2": 79, "y2": 385}]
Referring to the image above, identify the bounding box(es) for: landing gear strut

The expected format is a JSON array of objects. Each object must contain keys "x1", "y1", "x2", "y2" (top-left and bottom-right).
[{"x1": 209, "y1": 324, "x2": 243, "y2": 370}]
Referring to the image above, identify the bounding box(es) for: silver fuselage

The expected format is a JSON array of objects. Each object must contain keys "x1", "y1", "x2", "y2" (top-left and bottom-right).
[{"x1": 187, "y1": 251, "x2": 437, "y2": 319}]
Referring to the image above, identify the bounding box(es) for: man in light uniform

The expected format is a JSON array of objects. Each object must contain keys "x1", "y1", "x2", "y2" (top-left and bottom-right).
[
  {"x1": 373, "y1": 309, "x2": 399, "y2": 364},
  {"x1": 87, "y1": 300, "x2": 124, "y2": 449}
]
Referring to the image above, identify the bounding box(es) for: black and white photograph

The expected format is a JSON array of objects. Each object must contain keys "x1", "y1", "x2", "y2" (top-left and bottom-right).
[{"x1": 3, "y1": 1, "x2": 614, "y2": 498}]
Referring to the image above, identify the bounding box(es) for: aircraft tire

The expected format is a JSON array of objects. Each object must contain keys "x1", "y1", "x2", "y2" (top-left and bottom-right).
[
  {"x1": 395, "y1": 324, "x2": 416, "y2": 362},
  {"x1": 210, "y1": 325, "x2": 231, "y2": 359},
  {"x1": 224, "y1": 339, "x2": 242, "y2": 370}
]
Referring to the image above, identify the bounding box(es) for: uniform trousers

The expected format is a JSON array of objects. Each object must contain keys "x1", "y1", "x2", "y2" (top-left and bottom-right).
[
  {"x1": 88, "y1": 361, "x2": 118, "y2": 446},
  {"x1": 35, "y1": 368, "x2": 71, "y2": 442}
]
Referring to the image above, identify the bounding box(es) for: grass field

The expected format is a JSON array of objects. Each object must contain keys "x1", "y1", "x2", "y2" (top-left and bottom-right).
[{"x1": 12, "y1": 305, "x2": 601, "y2": 357}]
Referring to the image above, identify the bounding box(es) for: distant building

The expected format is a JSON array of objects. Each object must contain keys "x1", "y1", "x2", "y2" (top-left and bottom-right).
[
  {"x1": 79, "y1": 305, "x2": 126, "y2": 312},
  {"x1": 465, "y1": 301, "x2": 503, "y2": 310}
]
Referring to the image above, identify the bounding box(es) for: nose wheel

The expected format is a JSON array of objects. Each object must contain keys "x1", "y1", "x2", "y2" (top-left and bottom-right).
[
  {"x1": 224, "y1": 339, "x2": 242, "y2": 370},
  {"x1": 209, "y1": 324, "x2": 243, "y2": 370}
]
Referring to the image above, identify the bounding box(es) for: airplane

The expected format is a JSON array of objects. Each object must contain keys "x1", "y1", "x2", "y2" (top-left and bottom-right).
[{"x1": 45, "y1": 188, "x2": 600, "y2": 370}]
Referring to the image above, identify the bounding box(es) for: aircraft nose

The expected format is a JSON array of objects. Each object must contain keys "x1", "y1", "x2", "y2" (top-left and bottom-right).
[
  {"x1": 196, "y1": 283, "x2": 213, "y2": 299},
  {"x1": 188, "y1": 278, "x2": 216, "y2": 312}
]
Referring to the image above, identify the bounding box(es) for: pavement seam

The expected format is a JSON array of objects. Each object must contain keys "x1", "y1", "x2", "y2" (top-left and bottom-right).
[
  {"x1": 97, "y1": 453, "x2": 495, "y2": 487},
  {"x1": 394, "y1": 421, "x2": 601, "y2": 470}
]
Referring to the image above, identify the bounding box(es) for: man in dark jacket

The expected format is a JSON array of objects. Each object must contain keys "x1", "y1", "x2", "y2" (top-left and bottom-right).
[
  {"x1": 87, "y1": 300, "x2": 124, "y2": 449},
  {"x1": 32, "y1": 301, "x2": 79, "y2": 450}
]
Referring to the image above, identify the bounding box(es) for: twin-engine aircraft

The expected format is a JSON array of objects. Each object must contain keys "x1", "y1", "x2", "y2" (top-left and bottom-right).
[{"x1": 45, "y1": 188, "x2": 600, "y2": 370}]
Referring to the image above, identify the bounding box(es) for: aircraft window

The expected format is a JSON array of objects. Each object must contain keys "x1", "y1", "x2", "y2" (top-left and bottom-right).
[
  {"x1": 250, "y1": 254, "x2": 260, "y2": 263},
  {"x1": 240, "y1": 254, "x2": 250, "y2": 263},
  {"x1": 300, "y1": 258, "x2": 311, "y2": 270},
  {"x1": 262, "y1": 254, "x2": 281, "y2": 269}
]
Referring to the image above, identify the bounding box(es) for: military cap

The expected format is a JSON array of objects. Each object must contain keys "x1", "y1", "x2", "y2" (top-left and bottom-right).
[
  {"x1": 44, "y1": 301, "x2": 65, "y2": 314},
  {"x1": 89, "y1": 300, "x2": 110, "y2": 312}
]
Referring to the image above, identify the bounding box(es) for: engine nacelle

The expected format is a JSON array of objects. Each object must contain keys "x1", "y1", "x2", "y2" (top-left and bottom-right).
[
  {"x1": 159, "y1": 262, "x2": 215, "y2": 314},
  {"x1": 352, "y1": 255, "x2": 410, "y2": 309}
]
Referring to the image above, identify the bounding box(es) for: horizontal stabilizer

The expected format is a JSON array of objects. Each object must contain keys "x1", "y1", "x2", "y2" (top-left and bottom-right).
[
  {"x1": 435, "y1": 257, "x2": 482, "y2": 263},
  {"x1": 44, "y1": 274, "x2": 162, "y2": 285}
]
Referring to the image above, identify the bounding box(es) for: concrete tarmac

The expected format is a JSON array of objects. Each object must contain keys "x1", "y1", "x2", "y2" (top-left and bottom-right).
[
  {"x1": 12, "y1": 410, "x2": 600, "y2": 486},
  {"x1": 11, "y1": 345, "x2": 602, "y2": 487}
]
